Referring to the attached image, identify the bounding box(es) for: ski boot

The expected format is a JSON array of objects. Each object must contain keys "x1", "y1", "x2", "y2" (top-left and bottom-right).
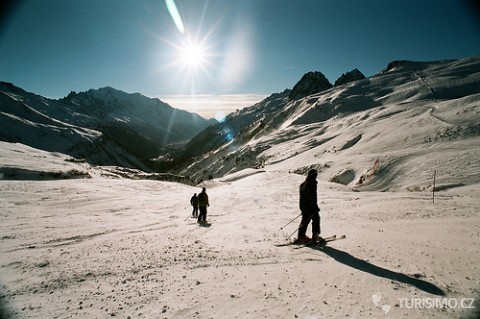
[
  {"x1": 293, "y1": 235, "x2": 311, "y2": 244},
  {"x1": 312, "y1": 233, "x2": 326, "y2": 245}
]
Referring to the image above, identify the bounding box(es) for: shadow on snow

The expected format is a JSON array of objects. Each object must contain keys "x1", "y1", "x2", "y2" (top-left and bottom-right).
[{"x1": 314, "y1": 246, "x2": 446, "y2": 296}]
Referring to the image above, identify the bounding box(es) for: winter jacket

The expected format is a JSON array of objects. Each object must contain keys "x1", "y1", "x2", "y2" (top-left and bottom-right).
[
  {"x1": 190, "y1": 195, "x2": 198, "y2": 207},
  {"x1": 299, "y1": 176, "x2": 320, "y2": 212},
  {"x1": 198, "y1": 192, "x2": 209, "y2": 207}
]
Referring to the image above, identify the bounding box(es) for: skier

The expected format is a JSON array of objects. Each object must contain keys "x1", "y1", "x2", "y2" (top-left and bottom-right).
[
  {"x1": 190, "y1": 193, "x2": 199, "y2": 217},
  {"x1": 296, "y1": 169, "x2": 325, "y2": 244},
  {"x1": 197, "y1": 187, "x2": 209, "y2": 223}
]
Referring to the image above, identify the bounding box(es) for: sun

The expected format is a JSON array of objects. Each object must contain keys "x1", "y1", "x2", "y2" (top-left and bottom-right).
[
  {"x1": 179, "y1": 41, "x2": 207, "y2": 69},
  {"x1": 164, "y1": 0, "x2": 212, "y2": 75},
  {"x1": 161, "y1": 35, "x2": 214, "y2": 79}
]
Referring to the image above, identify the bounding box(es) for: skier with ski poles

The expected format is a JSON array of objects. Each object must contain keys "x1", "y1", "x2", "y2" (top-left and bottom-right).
[
  {"x1": 190, "y1": 193, "x2": 199, "y2": 218},
  {"x1": 295, "y1": 169, "x2": 325, "y2": 244}
]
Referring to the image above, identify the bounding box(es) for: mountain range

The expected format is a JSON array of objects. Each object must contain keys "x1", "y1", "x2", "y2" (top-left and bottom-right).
[
  {"x1": 167, "y1": 56, "x2": 480, "y2": 189},
  {"x1": 0, "y1": 83, "x2": 214, "y2": 170},
  {"x1": 1, "y1": 55, "x2": 480, "y2": 319},
  {"x1": 1, "y1": 55, "x2": 479, "y2": 190}
]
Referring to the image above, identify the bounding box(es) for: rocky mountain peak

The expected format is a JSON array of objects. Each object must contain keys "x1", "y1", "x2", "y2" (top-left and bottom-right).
[
  {"x1": 288, "y1": 71, "x2": 333, "y2": 100},
  {"x1": 334, "y1": 68, "x2": 366, "y2": 86}
]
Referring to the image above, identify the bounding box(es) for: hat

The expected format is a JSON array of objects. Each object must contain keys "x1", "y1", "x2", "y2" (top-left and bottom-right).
[{"x1": 307, "y1": 169, "x2": 318, "y2": 178}]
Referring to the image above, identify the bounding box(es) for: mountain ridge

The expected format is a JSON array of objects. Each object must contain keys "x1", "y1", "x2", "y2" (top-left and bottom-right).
[
  {"x1": 167, "y1": 56, "x2": 480, "y2": 188},
  {"x1": 0, "y1": 82, "x2": 214, "y2": 170},
  {"x1": 1, "y1": 55, "x2": 479, "y2": 190}
]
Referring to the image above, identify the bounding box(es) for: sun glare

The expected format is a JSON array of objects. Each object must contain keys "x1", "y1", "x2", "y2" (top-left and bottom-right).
[
  {"x1": 180, "y1": 41, "x2": 207, "y2": 68},
  {"x1": 163, "y1": 0, "x2": 215, "y2": 78},
  {"x1": 159, "y1": 33, "x2": 215, "y2": 82}
]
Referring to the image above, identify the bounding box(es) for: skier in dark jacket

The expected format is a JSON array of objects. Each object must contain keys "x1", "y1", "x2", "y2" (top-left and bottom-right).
[
  {"x1": 197, "y1": 187, "x2": 209, "y2": 223},
  {"x1": 190, "y1": 193, "x2": 199, "y2": 217},
  {"x1": 297, "y1": 169, "x2": 324, "y2": 244}
]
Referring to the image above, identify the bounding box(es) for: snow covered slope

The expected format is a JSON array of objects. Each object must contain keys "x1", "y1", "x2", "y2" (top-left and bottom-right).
[
  {"x1": 175, "y1": 56, "x2": 480, "y2": 191},
  {"x1": 0, "y1": 159, "x2": 479, "y2": 318}
]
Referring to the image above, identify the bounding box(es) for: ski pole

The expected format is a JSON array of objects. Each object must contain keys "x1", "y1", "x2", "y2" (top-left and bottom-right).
[
  {"x1": 184, "y1": 209, "x2": 194, "y2": 221},
  {"x1": 285, "y1": 211, "x2": 317, "y2": 239},
  {"x1": 287, "y1": 226, "x2": 299, "y2": 239},
  {"x1": 280, "y1": 213, "x2": 302, "y2": 230}
]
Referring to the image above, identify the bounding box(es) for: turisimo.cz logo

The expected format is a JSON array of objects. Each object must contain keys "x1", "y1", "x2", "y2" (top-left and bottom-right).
[
  {"x1": 372, "y1": 292, "x2": 476, "y2": 316},
  {"x1": 372, "y1": 292, "x2": 391, "y2": 315},
  {"x1": 398, "y1": 297, "x2": 475, "y2": 309}
]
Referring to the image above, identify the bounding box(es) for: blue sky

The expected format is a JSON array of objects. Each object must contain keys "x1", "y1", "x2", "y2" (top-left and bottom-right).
[{"x1": 1, "y1": 0, "x2": 479, "y2": 118}]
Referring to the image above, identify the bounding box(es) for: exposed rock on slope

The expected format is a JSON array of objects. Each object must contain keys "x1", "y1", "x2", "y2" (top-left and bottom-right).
[
  {"x1": 334, "y1": 68, "x2": 366, "y2": 86},
  {"x1": 289, "y1": 71, "x2": 333, "y2": 100}
]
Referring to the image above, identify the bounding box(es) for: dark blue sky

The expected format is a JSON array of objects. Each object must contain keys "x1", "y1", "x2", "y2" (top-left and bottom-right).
[{"x1": 1, "y1": 0, "x2": 479, "y2": 116}]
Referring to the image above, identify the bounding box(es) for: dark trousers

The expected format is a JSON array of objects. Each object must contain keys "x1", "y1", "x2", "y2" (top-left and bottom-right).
[
  {"x1": 198, "y1": 206, "x2": 207, "y2": 222},
  {"x1": 192, "y1": 206, "x2": 198, "y2": 217},
  {"x1": 298, "y1": 210, "x2": 320, "y2": 238}
]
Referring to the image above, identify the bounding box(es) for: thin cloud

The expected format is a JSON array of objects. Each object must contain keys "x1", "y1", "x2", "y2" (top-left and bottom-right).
[{"x1": 160, "y1": 93, "x2": 267, "y2": 118}]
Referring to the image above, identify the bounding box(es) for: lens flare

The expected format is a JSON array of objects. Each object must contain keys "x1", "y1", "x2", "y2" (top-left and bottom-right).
[
  {"x1": 222, "y1": 128, "x2": 234, "y2": 142},
  {"x1": 159, "y1": 1, "x2": 254, "y2": 118},
  {"x1": 215, "y1": 111, "x2": 226, "y2": 123},
  {"x1": 165, "y1": 0, "x2": 185, "y2": 34}
]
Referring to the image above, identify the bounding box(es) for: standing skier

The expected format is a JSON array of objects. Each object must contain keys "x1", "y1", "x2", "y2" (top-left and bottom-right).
[
  {"x1": 190, "y1": 193, "x2": 199, "y2": 217},
  {"x1": 296, "y1": 169, "x2": 325, "y2": 244},
  {"x1": 197, "y1": 187, "x2": 209, "y2": 223}
]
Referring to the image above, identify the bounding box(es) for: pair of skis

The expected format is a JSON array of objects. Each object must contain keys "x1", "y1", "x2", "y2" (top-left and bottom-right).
[
  {"x1": 304, "y1": 234, "x2": 346, "y2": 246},
  {"x1": 276, "y1": 234, "x2": 346, "y2": 247}
]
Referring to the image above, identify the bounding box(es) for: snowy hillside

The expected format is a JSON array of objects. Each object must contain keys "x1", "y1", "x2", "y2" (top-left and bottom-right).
[
  {"x1": 0, "y1": 83, "x2": 213, "y2": 170},
  {"x1": 173, "y1": 56, "x2": 480, "y2": 191},
  {"x1": 0, "y1": 143, "x2": 479, "y2": 318}
]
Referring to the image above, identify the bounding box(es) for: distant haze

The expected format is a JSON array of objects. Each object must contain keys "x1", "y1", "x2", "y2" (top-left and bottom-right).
[{"x1": 160, "y1": 93, "x2": 267, "y2": 119}]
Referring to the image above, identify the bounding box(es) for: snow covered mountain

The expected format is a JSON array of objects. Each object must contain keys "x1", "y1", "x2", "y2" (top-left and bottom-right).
[
  {"x1": 169, "y1": 56, "x2": 480, "y2": 190},
  {"x1": 1, "y1": 56, "x2": 479, "y2": 190},
  {"x1": 0, "y1": 83, "x2": 213, "y2": 170},
  {"x1": 1, "y1": 56, "x2": 479, "y2": 319}
]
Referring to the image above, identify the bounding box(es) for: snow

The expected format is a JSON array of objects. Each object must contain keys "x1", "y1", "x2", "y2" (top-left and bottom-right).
[
  {"x1": 1, "y1": 56, "x2": 480, "y2": 318},
  {"x1": 1, "y1": 142, "x2": 479, "y2": 318}
]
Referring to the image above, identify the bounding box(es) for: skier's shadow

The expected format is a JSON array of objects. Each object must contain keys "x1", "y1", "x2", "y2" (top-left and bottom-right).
[{"x1": 314, "y1": 246, "x2": 445, "y2": 296}]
